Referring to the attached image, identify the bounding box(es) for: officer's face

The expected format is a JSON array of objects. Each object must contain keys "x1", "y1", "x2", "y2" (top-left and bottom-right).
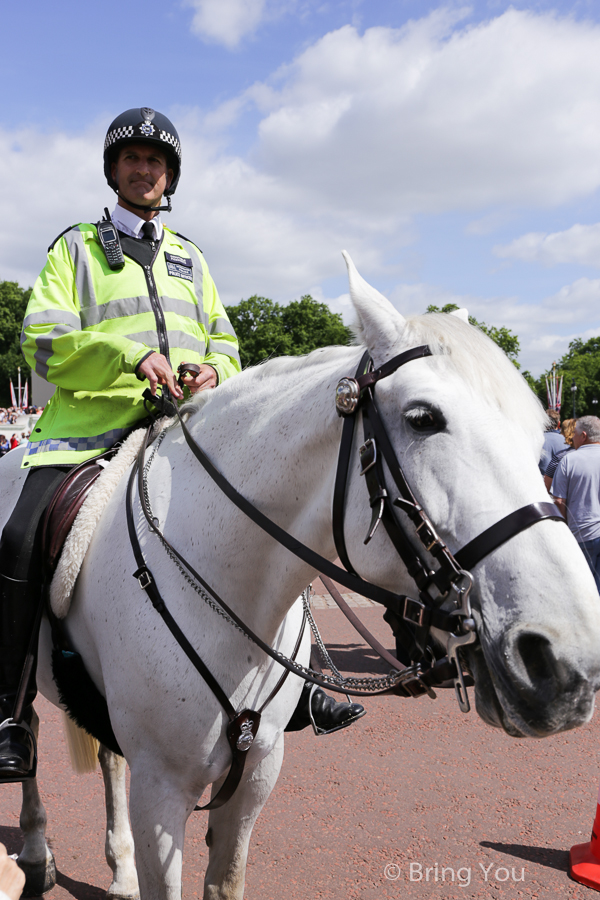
[{"x1": 112, "y1": 144, "x2": 174, "y2": 209}]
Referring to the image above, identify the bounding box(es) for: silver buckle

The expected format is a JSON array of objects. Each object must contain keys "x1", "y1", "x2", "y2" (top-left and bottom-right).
[
  {"x1": 359, "y1": 439, "x2": 377, "y2": 476},
  {"x1": 403, "y1": 596, "x2": 426, "y2": 627},
  {"x1": 415, "y1": 516, "x2": 440, "y2": 552},
  {"x1": 137, "y1": 569, "x2": 153, "y2": 590}
]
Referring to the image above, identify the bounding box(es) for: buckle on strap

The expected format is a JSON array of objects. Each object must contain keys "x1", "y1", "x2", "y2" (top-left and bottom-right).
[
  {"x1": 134, "y1": 566, "x2": 153, "y2": 590},
  {"x1": 359, "y1": 438, "x2": 377, "y2": 475},
  {"x1": 415, "y1": 516, "x2": 441, "y2": 552},
  {"x1": 403, "y1": 596, "x2": 426, "y2": 627}
]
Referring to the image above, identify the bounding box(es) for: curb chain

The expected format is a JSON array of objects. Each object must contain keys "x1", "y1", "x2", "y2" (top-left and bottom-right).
[{"x1": 141, "y1": 427, "x2": 416, "y2": 694}]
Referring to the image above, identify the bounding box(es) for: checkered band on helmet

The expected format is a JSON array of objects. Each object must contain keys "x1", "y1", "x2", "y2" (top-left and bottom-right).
[
  {"x1": 103, "y1": 124, "x2": 135, "y2": 152},
  {"x1": 103, "y1": 108, "x2": 182, "y2": 196}
]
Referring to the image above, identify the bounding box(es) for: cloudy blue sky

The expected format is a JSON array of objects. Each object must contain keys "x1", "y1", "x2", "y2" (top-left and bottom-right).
[{"x1": 2, "y1": 0, "x2": 600, "y2": 374}]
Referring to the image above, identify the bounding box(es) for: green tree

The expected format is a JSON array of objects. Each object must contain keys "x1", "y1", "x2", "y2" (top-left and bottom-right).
[
  {"x1": 426, "y1": 303, "x2": 521, "y2": 367},
  {"x1": 225, "y1": 294, "x2": 353, "y2": 368},
  {"x1": 527, "y1": 337, "x2": 600, "y2": 417},
  {"x1": 0, "y1": 280, "x2": 31, "y2": 407}
]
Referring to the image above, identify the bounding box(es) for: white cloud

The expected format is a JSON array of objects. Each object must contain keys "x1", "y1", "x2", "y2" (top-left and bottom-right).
[
  {"x1": 186, "y1": 0, "x2": 267, "y2": 48},
  {"x1": 493, "y1": 223, "x2": 600, "y2": 267},
  {"x1": 380, "y1": 276, "x2": 600, "y2": 374},
  {"x1": 242, "y1": 9, "x2": 600, "y2": 216},
  {"x1": 5, "y1": 9, "x2": 600, "y2": 379}
]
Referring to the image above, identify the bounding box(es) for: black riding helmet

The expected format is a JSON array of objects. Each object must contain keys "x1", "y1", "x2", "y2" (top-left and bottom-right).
[{"x1": 103, "y1": 107, "x2": 182, "y2": 203}]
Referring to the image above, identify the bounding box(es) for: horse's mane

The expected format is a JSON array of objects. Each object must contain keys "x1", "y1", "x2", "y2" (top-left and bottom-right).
[{"x1": 187, "y1": 314, "x2": 545, "y2": 434}]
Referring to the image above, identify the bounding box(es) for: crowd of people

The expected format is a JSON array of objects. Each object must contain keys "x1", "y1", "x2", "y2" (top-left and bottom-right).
[
  {"x1": 542, "y1": 411, "x2": 600, "y2": 590},
  {"x1": 0, "y1": 406, "x2": 43, "y2": 457},
  {"x1": 0, "y1": 407, "x2": 39, "y2": 425}
]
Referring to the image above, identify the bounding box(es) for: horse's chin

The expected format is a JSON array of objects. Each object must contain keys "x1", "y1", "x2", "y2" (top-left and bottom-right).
[{"x1": 469, "y1": 651, "x2": 528, "y2": 737}]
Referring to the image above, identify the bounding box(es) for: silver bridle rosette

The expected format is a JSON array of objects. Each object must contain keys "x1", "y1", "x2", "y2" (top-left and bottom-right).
[{"x1": 335, "y1": 377, "x2": 360, "y2": 415}]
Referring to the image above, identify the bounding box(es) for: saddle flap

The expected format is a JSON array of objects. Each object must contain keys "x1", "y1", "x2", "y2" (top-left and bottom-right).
[{"x1": 42, "y1": 462, "x2": 104, "y2": 576}]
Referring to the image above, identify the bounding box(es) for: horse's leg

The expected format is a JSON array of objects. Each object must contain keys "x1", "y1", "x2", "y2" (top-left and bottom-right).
[
  {"x1": 99, "y1": 744, "x2": 139, "y2": 900},
  {"x1": 203, "y1": 734, "x2": 284, "y2": 900},
  {"x1": 18, "y1": 708, "x2": 57, "y2": 896},
  {"x1": 127, "y1": 762, "x2": 194, "y2": 900}
]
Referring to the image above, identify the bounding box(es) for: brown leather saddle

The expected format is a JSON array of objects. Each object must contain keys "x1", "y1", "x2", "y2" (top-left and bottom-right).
[{"x1": 41, "y1": 460, "x2": 105, "y2": 577}]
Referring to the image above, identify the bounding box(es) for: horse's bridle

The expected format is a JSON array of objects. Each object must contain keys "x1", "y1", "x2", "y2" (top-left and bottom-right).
[
  {"x1": 124, "y1": 344, "x2": 566, "y2": 810},
  {"x1": 331, "y1": 345, "x2": 565, "y2": 708},
  {"x1": 131, "y1": 345, "x2": 565, "y2": 714}
]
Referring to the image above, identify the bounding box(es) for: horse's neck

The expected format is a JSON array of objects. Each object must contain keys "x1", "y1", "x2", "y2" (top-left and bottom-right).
[{"x1": 160, "y1": 346, "x2": 364, "y2": 640}]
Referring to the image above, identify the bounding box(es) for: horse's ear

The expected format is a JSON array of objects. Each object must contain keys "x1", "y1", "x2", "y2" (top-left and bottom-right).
[
  {"x1": 449, "y1": 308, "x2": 469, "y2": 323},
  {"x1": 342, "y1": 251, "x2": 406, "y2": 358}
]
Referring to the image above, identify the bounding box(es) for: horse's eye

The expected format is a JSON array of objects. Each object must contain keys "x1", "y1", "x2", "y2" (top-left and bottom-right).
[{"x1": 405, "y1": 407, "x2": 444, "y2": 432}]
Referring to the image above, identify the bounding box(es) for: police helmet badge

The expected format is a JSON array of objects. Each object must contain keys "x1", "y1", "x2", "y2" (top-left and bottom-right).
[{"x1": 139, "y1": 107, "x2": 156, "y2": 136}]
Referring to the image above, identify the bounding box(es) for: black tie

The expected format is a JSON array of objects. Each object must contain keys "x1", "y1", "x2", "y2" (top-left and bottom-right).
[{"x1": 141, "y1": 221, "x2": 155, "y2": 242}]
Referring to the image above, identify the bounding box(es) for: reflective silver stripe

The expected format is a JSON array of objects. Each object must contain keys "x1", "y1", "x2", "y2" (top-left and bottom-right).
[
  {"x1": 207, "y1": 338, "x2": 241, "y2": 365},
  {"x1": 25, "y1": 427, "x2": 128, "y2": 457},
  {"x1": 33, "y1": 349, "x2": 50, "y2": 380},
  {"x1": 125, "y1": 330, "x2": 206, "y2": 355},
  {"x1": 80, "y1": 295, "x2": 199, "y2": 328},
  {"x1": 22, "y1": 309, "x2": 81, "y2": 331},
  {"x1": 64, "y1": 228, "x2": 97, "y2": 311},
  {"x1": 32, "y1": 323, "x2": 80, "y2": 380},
  {"x1": 174, "y1": 237, "x2": 208, "y2": 329},
  {"x1": 210, "y1": 316, "x2": 237, "y2": 338}
]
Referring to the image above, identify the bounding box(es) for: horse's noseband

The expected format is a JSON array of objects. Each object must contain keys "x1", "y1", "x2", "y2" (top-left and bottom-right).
[{"x1": 332, "y1": 344, "x2": 564, "y2": 710}]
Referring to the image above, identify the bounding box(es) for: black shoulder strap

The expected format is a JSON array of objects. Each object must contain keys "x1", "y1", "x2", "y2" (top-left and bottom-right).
[
  {"x1": 173, "y1": 231, "x2": 202, "y2": 254},
  {"x1": 48, "y1": 224, "x2": 79, "y2": 253}
]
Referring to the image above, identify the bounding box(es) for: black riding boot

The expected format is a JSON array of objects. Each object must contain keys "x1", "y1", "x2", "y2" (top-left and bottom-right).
[
  {"x1": 285, "y1": 682, "x2": 366, "y2": 735},
  {"x1": 0, "y1": 575, "x2": 41, "y2": 782},
  {"x1": 0, "y1": 465, "x2": 70, "y2": 784}
]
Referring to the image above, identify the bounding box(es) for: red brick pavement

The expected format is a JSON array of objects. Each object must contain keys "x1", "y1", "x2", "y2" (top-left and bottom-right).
[{"x1": 0, "y1": 601, "x2": 598, "y2": 899}]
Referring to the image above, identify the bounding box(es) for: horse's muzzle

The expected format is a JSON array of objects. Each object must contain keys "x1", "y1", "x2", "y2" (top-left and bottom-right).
[{"x1": 470, "y1": 629, "x2": 598, "y2": 738}]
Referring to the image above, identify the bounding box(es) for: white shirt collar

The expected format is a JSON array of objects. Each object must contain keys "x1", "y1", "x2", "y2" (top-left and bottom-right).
[{"x1": 110, "y1": 204, "x2": 163, "y2": 241}]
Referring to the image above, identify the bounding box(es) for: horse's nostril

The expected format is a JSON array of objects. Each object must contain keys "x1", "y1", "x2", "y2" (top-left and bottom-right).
[{"x1": 515, "y1": 632, "x2": 558, "y2": 689}]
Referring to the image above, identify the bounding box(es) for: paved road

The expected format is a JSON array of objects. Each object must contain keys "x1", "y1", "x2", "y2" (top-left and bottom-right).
[{"x1": 1, "y1": 596, "x2": 599, "y2": 900}]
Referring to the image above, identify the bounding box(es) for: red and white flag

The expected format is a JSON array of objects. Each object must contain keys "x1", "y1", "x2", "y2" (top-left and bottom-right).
[
  {"x1": 9, "y1": 380, "x2": 17, "y2": 407},
  {"x1": 22, "y1": 382, "x2": 28, "y2": 409}
]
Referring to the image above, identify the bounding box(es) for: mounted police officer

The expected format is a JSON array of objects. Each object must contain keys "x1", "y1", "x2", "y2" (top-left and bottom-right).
[{"x1": 0, "y1": 107, "x2": 364, "y2": 783}]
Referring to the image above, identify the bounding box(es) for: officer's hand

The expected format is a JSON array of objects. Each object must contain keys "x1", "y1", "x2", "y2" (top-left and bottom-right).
[
  {"x1": 138, "y1": 353, "x2": 184, "y2": 400},
  {"x1": 0, "y1": 843, "x2": 25, "y2": 900},
  {"x1": 179, "y1": 364, "x2": 218, "y2": 394}
]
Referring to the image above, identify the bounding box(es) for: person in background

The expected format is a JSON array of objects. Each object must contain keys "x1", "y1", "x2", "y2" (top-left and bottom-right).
[
  {"x1": 551, "y1": 415, "x2": 600, "y2": 591},
  {"x1": 539, "y1": 409, "x2": 566, "y2": 475},
  {"x1": 0, "y1": 438, "x2": 8, "y2": 458},
  {"x1": 544, "y1": 418, "x2": 576, "y2": 491}
]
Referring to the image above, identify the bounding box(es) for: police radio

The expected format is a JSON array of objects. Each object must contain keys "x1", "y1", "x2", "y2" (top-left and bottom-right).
[{"x1": 97, "y1": 208, "x2": 125, "y2": 270}]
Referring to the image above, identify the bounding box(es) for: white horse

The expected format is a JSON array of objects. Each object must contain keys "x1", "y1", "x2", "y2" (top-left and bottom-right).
[{"x1": 3, "y1": 255, "x2": 600, "y2": 900}]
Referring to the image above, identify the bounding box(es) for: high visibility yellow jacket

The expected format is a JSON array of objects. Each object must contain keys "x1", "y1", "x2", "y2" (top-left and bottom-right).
[{"x1": 21, "y1": 223, "x2": 240, "y2": 468}]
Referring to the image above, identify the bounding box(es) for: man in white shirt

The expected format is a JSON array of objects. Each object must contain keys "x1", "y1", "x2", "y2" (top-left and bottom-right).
[{"x1": 552, "y1": 415, "x2": 600, "y2": 590}]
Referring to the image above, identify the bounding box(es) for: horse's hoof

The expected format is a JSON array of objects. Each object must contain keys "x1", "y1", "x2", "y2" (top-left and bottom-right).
[
  {"x1": 106, "y1": 892, "x2": 140, "y2": 900},
  {"x1": 18, "y1": 852, "x2": 57, "y2": 896}
]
